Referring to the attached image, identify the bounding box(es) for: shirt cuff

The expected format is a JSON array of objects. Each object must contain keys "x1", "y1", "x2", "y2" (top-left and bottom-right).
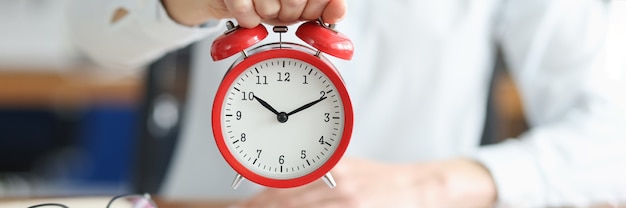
[
  {"x1": 473, "y1": 139, "x2": 547, "y2": 207},
  {"x1": 137, "y1": 0, "x2": 223, "y2": 46}
]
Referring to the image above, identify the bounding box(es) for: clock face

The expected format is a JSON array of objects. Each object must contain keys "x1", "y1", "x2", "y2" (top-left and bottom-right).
[{"x1": 213, "y1": 49, "x2": 353, "y2": 187}]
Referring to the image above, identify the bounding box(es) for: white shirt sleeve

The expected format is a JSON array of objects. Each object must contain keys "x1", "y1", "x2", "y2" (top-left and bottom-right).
[
  {"x1": 474, "y1": 0, "x2": 626, "y2": 207},
  {"x1": 67, "y1": 0, "x2": 222, "y2": 69}
]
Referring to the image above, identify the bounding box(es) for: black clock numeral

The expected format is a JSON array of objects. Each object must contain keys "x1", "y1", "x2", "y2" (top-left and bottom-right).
[
  {"x1": 236, "y1": 111, "x2": 242, "y2": 120},
  {"x1": 318, "y1": 136, "x2": 332, "y2": 146},
  {"x1": 277, "y1": 72, "x2": 290, "y2": 82},
  {"x1": 324, "y1": 113, "x2": 330, "y2": 122},
  {"x1": 256, "y1": 75, "x2": 268, "y2": 85},
  {"x1": 241, "y1": 91, "x2": 255, "y2": 101},
  {"x1": 300, "y1": 150, "x2": 307, "y2": 159},
  {"x1": 256, "y1": 149, "x2": 262, "y2": 158},
  {"x1": 241, "y1": 133, "x2": 247, "y2": 142},
  {"x1": 279, "y1": 155, "x2": 285, "y2": 164},
  {"x1": 303, "y1": 75, "x2": 309, "y2": 84},
  {"x1": 319, "y1": 91, "x2": 326, "y2": 99}
]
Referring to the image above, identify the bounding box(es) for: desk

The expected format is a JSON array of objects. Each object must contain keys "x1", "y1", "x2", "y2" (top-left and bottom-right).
[
  {"x1": 154, "y1": 198, "x2": 234, "y2": 208},
  {"x1": 1, "y1": 197, "x2": 620, "y2": 208},
  {"x1": 0, "y1": 66, "x2": 141, "y2": 107},
  {"x1": 0, "y1": 197, "x2": 234, "y2": 208}
]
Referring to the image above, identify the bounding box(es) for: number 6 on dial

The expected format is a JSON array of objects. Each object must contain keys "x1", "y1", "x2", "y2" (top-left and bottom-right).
[{"x1": 211, "y1": 20, "x2": 354, "y2": 189}]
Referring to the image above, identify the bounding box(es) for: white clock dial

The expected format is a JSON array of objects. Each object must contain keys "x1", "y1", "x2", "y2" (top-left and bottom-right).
[{"x1": 221, "y1": 58, "x2": 345, "y2": 179}]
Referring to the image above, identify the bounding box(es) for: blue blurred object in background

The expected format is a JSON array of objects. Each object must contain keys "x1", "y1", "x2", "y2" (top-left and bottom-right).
[
  {"x1": 0, "y1": 110, "x2": 60, "y2": 172},
  {"x1": 74, "y1": 105, "x2": 137, "y2": 185},
  {"x1": 0, "y1": 105, "x2": 137, "y2": 196}
]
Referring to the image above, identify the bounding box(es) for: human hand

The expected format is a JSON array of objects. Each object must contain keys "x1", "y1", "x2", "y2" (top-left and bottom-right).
[
  {"x1": 237, "y1": 157, "x2": 497, "y2": 208},
  {"x1": 161, "y1": 0, "x2": 347, "y2": 28}
]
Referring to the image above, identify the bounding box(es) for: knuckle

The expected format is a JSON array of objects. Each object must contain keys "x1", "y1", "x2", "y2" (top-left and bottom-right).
[
  {"x1": 313, "y1": 0, "x2": 331, "y2": 4},
  {"x1": 430, "y1": 172, "x2": 450, "y2": 190},
  {"x1": 258, "y1": 11, "x2": 278, "y2": 19},
  {"x1": 278, "y1": 15, "x2": 298, "y2": 22},
  {"x1": 256, "y1": 5, "x2": 279, "y2": 18},
  {"x1": 231, "y1": 1, "x2": 253, "y2": 16},
  {"x1": 300, "y1": 12, "x2": 318, "y2": 20},
  {"x1": 282, "y1": 0, "x2": 306, "y2": 7},
  {"x1": 435, "y1": 173, "x2": 453, "y2": 200}
]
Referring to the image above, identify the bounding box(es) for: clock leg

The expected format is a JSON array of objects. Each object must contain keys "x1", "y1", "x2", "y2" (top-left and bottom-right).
[
  {"x1": 231, "y1": 173, "x2": 245, "y2": 189},
  {"x1": 322, "y1": 172, "x2": 336, "y2": 188}
]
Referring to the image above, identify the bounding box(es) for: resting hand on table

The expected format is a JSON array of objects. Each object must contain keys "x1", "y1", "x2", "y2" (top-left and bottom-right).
[
  {"x1": 161, "y1": 0, "x2": 347, "y2": 28},
  {"x1": 238, "y1": 157, "x2": 497, "y2": 208}
]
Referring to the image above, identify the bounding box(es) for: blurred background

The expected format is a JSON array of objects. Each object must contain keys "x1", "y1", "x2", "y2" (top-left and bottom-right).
[
  {"x1": 0, "y1": 0, "x2": 624, "y2": 198},
  {"x1": 0, "y1": 0, "x2": 142, "y2": 196}
]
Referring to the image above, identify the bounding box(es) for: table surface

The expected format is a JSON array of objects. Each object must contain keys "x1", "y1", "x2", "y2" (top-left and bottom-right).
[
  {"x1": 0, "y1": 196, "x2": 234, "y2": 208},
  {"x1": 1, "y1": 197, "x2": 621, "y2": 208},
  {"x1": 0, "y1": 67, "x2": 141, "y2": 107},
  {"x1": 154, "y1": 198, "x2": 235, "y2": 208}
]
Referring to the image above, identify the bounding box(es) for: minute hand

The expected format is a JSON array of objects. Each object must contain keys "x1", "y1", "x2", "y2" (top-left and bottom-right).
[{"x1": 287, "y1": 96, "x2": 327, "y2": 116}]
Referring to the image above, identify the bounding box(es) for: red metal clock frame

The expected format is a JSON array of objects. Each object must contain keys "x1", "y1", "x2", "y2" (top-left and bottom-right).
[{"x1": 211, "y1": 48, "x2": 354, "y2": 188}]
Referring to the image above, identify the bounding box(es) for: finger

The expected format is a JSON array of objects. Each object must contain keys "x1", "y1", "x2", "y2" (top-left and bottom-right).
[
  {"x1": 253, "y1": 0, "x2": 280, "y2": 19},
  {"x1": 300, "y1": 0, "x2": 331, "y2": 21},
  {"x1": 419, "y1": 174, "x2": 448, "y2": 207},
  {"x1": 244, "y1": 181, "x2": 331, "y2": 207},
  {"x1": 321, "y1": 0, "x2": 347, "y2": 23},
  {"x1": 278, "y1": 0, "x2": 307, "y2": 23},
  {"x1": 243, "y1": 187, "x2": 309, "y2": 207},
  {"x1": 300, "y1": 196, "x2": 359, "y2": 208},
  {"x1": 225, "y1": 0, "x2": 261, "y2": 28},
  {"x1": 241, "y1": 188, "x2": 286, "y2": 207},
  {"x1": 281, "y1": 181, "x2": 334, "y2": 207},
  {"x1": 297, "y1": 182, "x2": 362, "y2": 208}
]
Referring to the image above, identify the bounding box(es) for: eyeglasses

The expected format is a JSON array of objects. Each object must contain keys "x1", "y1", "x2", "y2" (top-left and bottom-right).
[{"x1": 28, "y1": 193, "x2": 158, "y2": 208}]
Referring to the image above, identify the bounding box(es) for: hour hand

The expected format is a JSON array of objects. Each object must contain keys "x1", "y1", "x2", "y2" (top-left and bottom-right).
[{"x1": 253, "y1": 95, "x2": 279, "y2": 115}]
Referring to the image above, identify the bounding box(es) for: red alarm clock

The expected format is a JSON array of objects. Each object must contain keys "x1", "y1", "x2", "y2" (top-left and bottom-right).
[{"x1": 211, "y1": 20, "x2": 354, "y2": 189}]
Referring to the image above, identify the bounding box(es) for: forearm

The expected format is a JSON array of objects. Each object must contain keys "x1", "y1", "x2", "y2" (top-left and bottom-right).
[
  {"x1": 67, "y1": 0, "x2": 219, "y2": 69},
  {"x1": 475, "y1": 106, "x2": 626, "y2": 206},
  {"x1": 475, "y1": 0, "x2": 626, "y2": 205},
  {"x1": 401, "y1": 159, "x2": 497, "y2": 208}
]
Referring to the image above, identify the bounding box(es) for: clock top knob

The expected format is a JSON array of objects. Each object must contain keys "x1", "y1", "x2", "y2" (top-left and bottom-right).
[
  {"x1": 296, "y1": 21, "x2": 354, "y2": 60},
  {"x1": 211, "y1": 21, "x2": 269, "y2": 61}
]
